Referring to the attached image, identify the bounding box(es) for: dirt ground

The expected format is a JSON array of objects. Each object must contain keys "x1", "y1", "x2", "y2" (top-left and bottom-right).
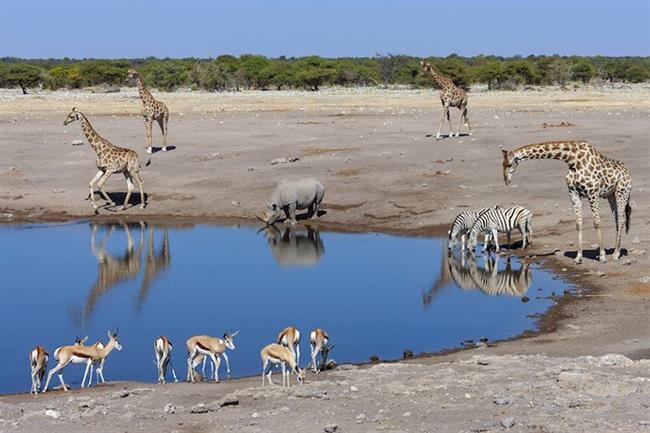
[{"x1": 0, "y1": 86, "x2": 649, "y2": 432}]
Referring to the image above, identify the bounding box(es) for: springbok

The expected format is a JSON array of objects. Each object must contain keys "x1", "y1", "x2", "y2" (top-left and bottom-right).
[
  {"x1": 261, "y1": 343, "x2": 305, "y2": 387},
  {"x1": 310, "y1": 328, "x2": 334, "y2": 373},
  {"x1": 277, "y1": 326, "x2": 301, "y2": 366},
  {"x1": 154, "y1": 336, "x2": 178, "y2": 383},
  {"x1": 186, "y1": 331, "x2": 238, "y2": 383},
  {"x1": 29, "y1": 346, "x2": 49, "y2": 394},
  {"x1": 43, "y1": 330, "x2": 123, "y2": 392}
]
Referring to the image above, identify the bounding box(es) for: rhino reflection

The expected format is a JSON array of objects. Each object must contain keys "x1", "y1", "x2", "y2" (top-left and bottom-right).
[
  {"x1": 263, "y1": 225, "x2": 324, "y2": 267},
  {"x1": 424, "y1": 252, "x2": 532, "y2": 305}
]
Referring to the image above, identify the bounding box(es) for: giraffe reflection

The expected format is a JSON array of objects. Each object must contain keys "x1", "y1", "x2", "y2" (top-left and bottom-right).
[
  {"x1": 136, "y1": 227, "x2": 171, "y2": 310},
  {"x1": 81, "y1": 222, "x2": 145, "y2": 320},
  {"x1": 75, "y1": 222, "x2": 171, "y2": 322},
  {"x1": 263, "y1": 225, "x2": 324, "y2": 267},
  {"x1": 423, "y1": 252, "x2": 532, "y2": 306}
]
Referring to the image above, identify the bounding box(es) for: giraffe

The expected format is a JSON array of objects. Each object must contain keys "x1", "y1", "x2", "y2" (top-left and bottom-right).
[
  {"x1": 126, "y1": 69, "x2": 170, "y2": 154},
  {"x1": 420, "y1": 60, "x2": 472, "y2": 139},
  {"x1": 64, "y1": 107, "x2": 146, "y2": 211},
  {"x1": 502, "y1": 140, "x2": 632, "y2": 264}
]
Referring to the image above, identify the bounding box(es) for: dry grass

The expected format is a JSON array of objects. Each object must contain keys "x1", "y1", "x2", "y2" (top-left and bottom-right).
[{"x1": 301, "y1": 146, "x2": 356, "y2": 156}]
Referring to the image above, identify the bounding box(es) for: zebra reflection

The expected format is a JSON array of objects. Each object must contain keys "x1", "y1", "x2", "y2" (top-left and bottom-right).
[{"x1": 443, "y1": 252, "x2": 532, "y2": 298}]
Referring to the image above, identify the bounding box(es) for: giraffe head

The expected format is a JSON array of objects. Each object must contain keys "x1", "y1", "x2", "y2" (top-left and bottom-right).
[
  {"x1": 126, "y1": 69, "x2": 139, "y2": 82},
  {"x1": 502, "y1": 150, "x2": 520, "y2": 185},
  {"x1": 420, "y1": 60, "x2": 432, "y2": 73},
  {"x1": 63, "y1": 107, "x2": 81, "y2": 126}
]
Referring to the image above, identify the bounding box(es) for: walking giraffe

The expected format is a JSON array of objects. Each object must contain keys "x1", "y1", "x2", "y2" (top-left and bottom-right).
[
  {"x1": 64, "y1": 107, "x2": 146, "y2": 211},
  {"x1": 502, "y1": 140, "x2": 632, "y2": 264},
  {"x1": 420, "y1": 60, "x2": 472, "y2": 139},
  {"x1": 126, "y1": 69, "x2": 170, "y2": 154}
]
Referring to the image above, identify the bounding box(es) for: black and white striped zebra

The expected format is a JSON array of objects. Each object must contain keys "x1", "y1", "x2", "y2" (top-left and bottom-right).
[
  {"x1": 447, "y1": 208, "x2": 492, "y2": 252},
  {"x1": 467, "y1": 205, "x2": 533, "y2": 253}
]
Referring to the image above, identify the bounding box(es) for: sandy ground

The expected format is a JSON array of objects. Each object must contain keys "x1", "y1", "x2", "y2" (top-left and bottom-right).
[{"x1": 0, "y1": 86, "x2": 649, "y2": 432}]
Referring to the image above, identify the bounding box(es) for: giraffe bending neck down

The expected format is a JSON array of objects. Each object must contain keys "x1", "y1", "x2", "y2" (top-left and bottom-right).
[
  {"x1": 420, "y1": 60, "x2": 472, "y2": 139},
  {"x1": 126, "y1": 69, "x2": 170, "y2": 154},
  {"x1": 502, "y1": 140, "x2": 632, "y2": 264},
  {"x1": 64, "y1": 107, "x2": 146, "y2": 211}
]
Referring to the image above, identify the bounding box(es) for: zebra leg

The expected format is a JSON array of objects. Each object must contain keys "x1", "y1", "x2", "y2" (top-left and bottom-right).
[{"x1": 492, "y1": 228, "x2": 500, "y2": 252}]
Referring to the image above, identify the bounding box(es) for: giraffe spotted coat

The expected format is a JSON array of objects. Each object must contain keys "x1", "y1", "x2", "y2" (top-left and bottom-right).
[{"x1": 502, "y1": 140, "x2": 632, "y2": 264}]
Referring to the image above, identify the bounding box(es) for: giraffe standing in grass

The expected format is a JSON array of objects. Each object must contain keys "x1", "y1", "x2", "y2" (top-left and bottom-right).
[
  {"x1": 502, "y1": 140, "x2": 632, "y2": 264},
  {"x1": 126, "y1": 69, "x2": 170, "y2": 154},
  {"x1": 420, "y1": 60, "x2": 472, "y2": 139},
  {"x1": 64, "y1": 107, "x2": 145, "y2": 211}
]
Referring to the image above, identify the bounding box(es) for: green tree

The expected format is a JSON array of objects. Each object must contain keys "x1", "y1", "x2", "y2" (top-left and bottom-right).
[
  {"x1": 546, "y1": 58, "x2": 572, "y2": 85},
  {"x1": 292, "y1": 56, "x2": 337, "y2": 91},
  {"x1": 571, "y1": 60, "x2": 595, "y2": 83},
  {"x1": 473, "y1": 61, "x2": 504, "y2": 89},
  {"x1": 0, "y1": 63, "x2": 42, "y2": 94}
]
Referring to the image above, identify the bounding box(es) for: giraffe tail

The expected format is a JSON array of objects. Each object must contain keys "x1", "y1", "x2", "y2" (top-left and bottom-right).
[
  {"x1": 625, "y1": 198, "x2": 632, "y2": 234},
  {"x1": 145, "y1": 158, "x2": 152, "y2": 167}
]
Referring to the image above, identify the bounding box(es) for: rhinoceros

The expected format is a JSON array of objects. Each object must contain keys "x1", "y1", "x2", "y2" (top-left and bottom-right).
[{"x1": 260, "y1": 178, "x2": 325, "y2": 225}]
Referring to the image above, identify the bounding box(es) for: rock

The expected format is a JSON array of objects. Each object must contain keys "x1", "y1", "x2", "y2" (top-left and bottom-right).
[
  {"x1": 639, "y1": 276, "x2": 650, "y2": 284},
  {"x1": 494, "y1": 397, "x2": 510, "y2": 405},
  {"x1": 324, "y1": 423, "x2": 338, "y2": 433},
  {"x1": 190, "y1": 404, "x2": 208, "y2": 414},
  {"x1": 270, "y1": 156, "x2": 300, "y2": 165},
  {"x1": 632, "y1": 236, "x2": 641, "y2": 244},
  {"x1": 71, "y1": 139, "x2": 83, "y2": 146},
  {"x1": 464, "y1": 393, "x2": 472, "y2": 399},
  {"x1": 630, "y1": 249, "x2": 646, "y2": 256},
  {"x1": 45, "y1": 409, "x2": 61, "y2": 419},
  {"x1": 251, "y1": 412, "x2": 260, "y2": 419},
  {"x1": 501, "y1": 417, "x2": 515, "y2": 428},
  {"x1": 112, "y1": 390, "x2": 130, "y2": 398},
  {"x1": 205, "y1": 394, "x2": 239, "y2": 411},
  {"x1": 0, "y1": 213, "x2": 14, "y2": 220},
  {"x1": 403, "y1": 412, "x2": 412, "y2": 417},
  {"x1": 355, "y1": 413, "x2": 367, "y2": 423},
  {"x1": 596, "y1": 271, "x2": 606, "y2": 277},
  {"x1": 337, "y1": 364, "x2": 358, "y2": 371},
  {"x1": 350, "y1": 386, "x2": 358, "y2": 392}
]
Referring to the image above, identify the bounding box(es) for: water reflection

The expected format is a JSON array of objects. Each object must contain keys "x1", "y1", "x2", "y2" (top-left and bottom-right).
[
  {"x1": 424, "y1": 252, "x2": 532, "y2": 306},
  {"x1": 70, "y1": 222, "x2": 171, "y2": 323},
  {"x1": 137, "y1": 227, "x2": 171, "y2": 311},
  {"x1": 262, "y1": 225, "x2": 325, "y2": 267}
]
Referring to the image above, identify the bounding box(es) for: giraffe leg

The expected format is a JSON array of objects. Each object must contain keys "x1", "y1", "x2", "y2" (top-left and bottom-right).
[
  {"x1": 120, "y1": 174, "x2": 135, "y2": 211},
  {"x1": 463, "y1": 107, "x2": 473, "y2": 136},
  {"x1": 145, "y1": 118, "x2": 153, "y2": 154},
  {"x1": 612, "y1": 187, "x2": 630, "y2": 260},
  {"x1": 133, "y1": 172, "x2": 146, "y2": 209},
  {"x1": 456, "y1": 106, "x2": 464, "y2": 137},
  {"x1": 88, "y1": 170, "x2": 104, "y2": 209},
  {"x1": 446, "y1": 107, "x2": 454, "y2": 137},
  {"x1": 569, "y1": 190, "x2": 584, "y2": 264},
  {"x1": 587, "y1": 196, "x2": 606, "y2": 263},
  {"x1": 160, "y1": 113, "x2": 169, "y2": 152},
  {"x1": 436, "y1": 106, "x2": 447, "y2": 139},
  {"x1": 96, "y1": 171, "x2": 115, "y2": 206}
]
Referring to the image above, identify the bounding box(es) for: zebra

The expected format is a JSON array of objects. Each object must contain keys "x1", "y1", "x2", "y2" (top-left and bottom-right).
[
  {"x1": 467, "y1": 205, "x2": 533, "y2": 253},
  {"x1": 447, "y1": 208, "x2": 493, "y2": 252}
]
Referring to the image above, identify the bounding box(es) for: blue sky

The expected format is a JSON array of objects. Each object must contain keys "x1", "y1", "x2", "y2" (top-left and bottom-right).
[{"x1": 1, "y1": 1, "x2": 648, "y2": 58}]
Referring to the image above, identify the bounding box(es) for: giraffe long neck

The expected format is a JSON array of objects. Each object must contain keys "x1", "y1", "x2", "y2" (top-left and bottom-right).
[
  {"x1": 425, "y1": 66, "x2": 453, "y2": 88},
  {"x1": 136, "y1": 75, "x2": 153, "y2": 104},
  {"x1": 514, "y1": 142, "x2": 578, "y2": 165},
  {"x1": 79, "y1": 113, "x2": 107, "y2": 154}
]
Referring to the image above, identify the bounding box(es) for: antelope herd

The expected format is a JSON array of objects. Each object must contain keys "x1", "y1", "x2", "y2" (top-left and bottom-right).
[{"x1": 28, "y1": 326, "x2": 333, "y2": 393}]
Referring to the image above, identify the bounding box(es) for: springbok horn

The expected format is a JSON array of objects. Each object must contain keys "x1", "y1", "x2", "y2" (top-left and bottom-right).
[{"x1": 231, "y1": 330, "x2": 239, "y2": 337}]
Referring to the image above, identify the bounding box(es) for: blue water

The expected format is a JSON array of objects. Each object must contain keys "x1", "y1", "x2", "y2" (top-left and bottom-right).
[{"x1": 0, "y1": 221, "x2": 569, "y2": 394}]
